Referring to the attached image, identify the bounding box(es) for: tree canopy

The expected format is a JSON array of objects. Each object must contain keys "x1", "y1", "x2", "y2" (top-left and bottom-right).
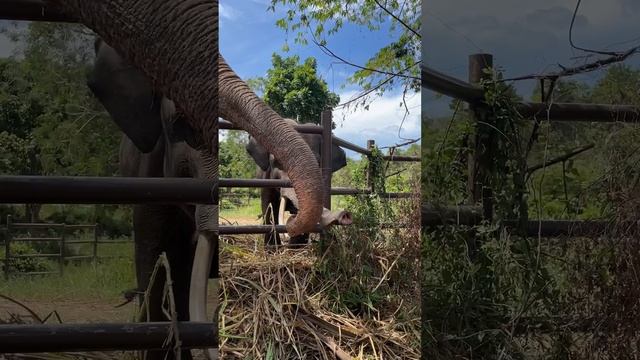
[
  {"x1": 257, "y1": 54, "x2": 339, "y2": 124},
  {"x1": 268, "y1": 0, "x2": 421, "y2": 108}
]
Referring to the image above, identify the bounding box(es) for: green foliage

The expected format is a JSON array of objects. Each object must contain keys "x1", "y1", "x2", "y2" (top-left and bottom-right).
[
  {"x1": 253, "y1": 54, "x2": 339, "y2": 124},
  {"x1": 1, "y1": 22, "x2": 120, "y2": 177},
  {"x1": 0, "y1": 253, "x2": 135, "y2": 301},
  {"x1": 219, "y1": 131, "x2": 256, "y2": 180},
  {"x1": 479, "y1": 70, "x2": 528, "y2": 223},
  {"x1": 2, "y1": 242, "x2": 53, "y2": 275},
  {"x1": 591, "y1": 64, "x2": 640, "y2": 105},
  {"x1": 531, "y1": 79, "x2": 591, "y2": 103},
  {"x1": 268, "y1": 0, "x2": 420, "y2": 102},
  {"x1": 421, "y1": 101, "x2": 472, "y2": 205},
  {"x1": 317, "y1": 147, "x2": 420, "y2": 329},
  {"x1": 0, "y1": 23, "x2": 127, "y2": 233},
  {"x1": 423, "y1": 64, "x2": 640, "y2": 358},
  {"x1": 344, "y1": 148, "x2": 386, "y2": 231}
]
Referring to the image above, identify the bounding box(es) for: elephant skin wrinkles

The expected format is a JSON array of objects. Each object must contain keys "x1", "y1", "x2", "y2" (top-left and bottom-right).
[{"x1": 246, "y1": 118, "x2": 353, "y2": 247}]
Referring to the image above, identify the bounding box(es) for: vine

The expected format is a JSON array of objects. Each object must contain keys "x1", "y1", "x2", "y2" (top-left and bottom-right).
[
  {"x1": 345, "y1": 146, "x2": 391, "y2": 232},
  {"x1": 478, "y1": 69, "x2": 529, "y2": 229}
]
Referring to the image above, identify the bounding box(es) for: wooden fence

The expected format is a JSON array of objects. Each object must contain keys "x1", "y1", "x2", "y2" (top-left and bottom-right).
[
  {"x1": 421, "y1": 54, "x2": 640, "y2": 231},
  {"x1": 2, "y1": 215, "x2": 132, "y2": 279}
]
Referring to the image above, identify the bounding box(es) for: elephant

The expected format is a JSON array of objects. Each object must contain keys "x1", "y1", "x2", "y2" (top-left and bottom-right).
[
  {"x1": 53, "y1": 1, "x2": 331, "y2": 358},
  {"x1": 88, "y1": 38, "x2": 218, "y2": 360},
  {"x1": 246, "y1": 118, "x2": 353, "y2": 247},
  {"x1": 50, "y1": 0, "x2": 325, "y2": 235}
]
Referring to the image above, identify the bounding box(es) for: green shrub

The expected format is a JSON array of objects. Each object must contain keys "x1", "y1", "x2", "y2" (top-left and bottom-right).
[{"x1": 2, "y1": 242, "x2": 53, "y2": 275}]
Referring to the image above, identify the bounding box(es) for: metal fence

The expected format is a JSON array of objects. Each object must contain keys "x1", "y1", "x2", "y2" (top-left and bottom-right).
[
  {"x1": 218, "y1": 111, "x2": 420, "y2": 237},
  {"x1": 0, "y1": 0, "x2": 420, "y2": 355}
]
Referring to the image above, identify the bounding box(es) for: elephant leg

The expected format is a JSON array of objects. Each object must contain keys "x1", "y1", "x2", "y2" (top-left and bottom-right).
[
  {"x1": 133, "y1": 205, "x2": 168, "y2": 322},
  {"x1": 262, "y1": 187, "x2": 281, "y2": 247},
  {"x1": 166, "y1": 206, "x2": 196, "y2": 321},
  {"x1": 134, "y1": 205, "x2": 193, "y2": 360},
  {"x1": 289, "y1": 233, "x2": 310, "y2": 246}
]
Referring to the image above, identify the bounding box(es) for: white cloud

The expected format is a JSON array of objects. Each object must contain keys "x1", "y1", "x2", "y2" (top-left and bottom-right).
[
  {"x1": 220, "y1": 3, "x2": 240, "y2": 21},
  {"x1": 332, "y1": 90, "x2": 421, "y2": 157}
]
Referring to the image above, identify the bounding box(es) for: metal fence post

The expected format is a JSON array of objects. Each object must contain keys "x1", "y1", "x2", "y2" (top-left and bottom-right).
[
  {"x1": 59, "y1": 223, "x2": 66, "y2": 276},
  {"x1": 5, "y1": 215, "x2": 12, "y2": 280},
  {"x1": 366, "y1": 140, "x2": 376, "y2": 194}
]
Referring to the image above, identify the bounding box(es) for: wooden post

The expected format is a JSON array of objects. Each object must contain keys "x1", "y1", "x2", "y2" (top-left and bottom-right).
[
  {"x1": 366, "y1": 140, "x2": 376, "y2": 194},
  {"x1": 92, "y1": 223, "x2": 98, "y2": 266},
  {"x1": 468, "y1": 53, "x2": 494, "y2": 221},
  {"x1": 5, "y1": 215, "x2": 12, "y2": 280},
  {"x1": 59, "y1": 223, "x2": 66, "y2": 276},
  {"x1": 321, "y1": 110, "x2": 333, "y2": 210}
]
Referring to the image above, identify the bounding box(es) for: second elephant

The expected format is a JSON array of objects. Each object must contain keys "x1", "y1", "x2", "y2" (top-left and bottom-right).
[{"x1": 246, "y1": 118, "x2": 353, "y2": 246}]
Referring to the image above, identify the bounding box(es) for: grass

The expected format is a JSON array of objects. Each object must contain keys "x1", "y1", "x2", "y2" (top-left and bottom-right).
[
  {"x1": 0, "y1": 240, "x2": 135, "y2": 301},
  {"x1": 220, "y1": 197, "x2": 261, "y2": 220},
  {"x1": 219, "y1": 182, "x2": 422, "y2": 359}
]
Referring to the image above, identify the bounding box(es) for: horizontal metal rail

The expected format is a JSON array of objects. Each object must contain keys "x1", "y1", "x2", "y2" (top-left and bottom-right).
[
  {"x1": 0, "y1": 176, "x2": 413, "y2": 202},
  {"x1": 0, "y1": 176, "x2": 217, "y2": 204},
  {"x1": 220, "y1": 178, "x2": 288, "y2": 188},
  {"x1": 10, "y1": 223, "x2": 97, "y2": 230},
  {"x1": 219, "y1": 224, "x2": 320, "y2": 235},
  {"x1": 220, "y1": 119, "x2": 323, "y2": 134},
  {"x1": 0, "y1": 322, "x2": 217, "y2": 353},
  {"x1": 0, "y1": 0, "x2": 76, "y2": 23},
  {"x1": 332, "y1": 136, "x2": 372, "y2": 155}
]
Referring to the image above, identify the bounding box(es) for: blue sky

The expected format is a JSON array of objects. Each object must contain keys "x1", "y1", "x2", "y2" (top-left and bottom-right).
[
  {"x1": 423, "y1": 0, "x2": 640, "y2": 119},
  {"x1": 220, "y1": 0, "x2": 421, "y2": 158}
]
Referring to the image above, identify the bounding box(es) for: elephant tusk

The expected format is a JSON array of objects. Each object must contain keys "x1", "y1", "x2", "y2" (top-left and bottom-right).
[
  {"x1": 278, "y1": 196, "x2": 290, "y2": 242},
  {"x1": 189, "y1": 232, "x2": 217, "y2": 360}
]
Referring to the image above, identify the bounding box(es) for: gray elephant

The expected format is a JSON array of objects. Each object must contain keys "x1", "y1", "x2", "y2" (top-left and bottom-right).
[
  {"x1": 88, "y1": 38, "x2": 218, "y2": 360},
  {"x1": 56, "y1": 1, "x2": 331, "y2": 358},
  {"x1": 246, "y1": 118, "x2": 353, "y2": 247}
]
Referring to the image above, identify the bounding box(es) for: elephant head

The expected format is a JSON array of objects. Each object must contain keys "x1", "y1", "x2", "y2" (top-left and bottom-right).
[
  {"x1": 247, "y1": 118, "x2": 353, "y2": 246},
  {"x1": 50, "y1": 0, "x2": 325, "y2": 238}
]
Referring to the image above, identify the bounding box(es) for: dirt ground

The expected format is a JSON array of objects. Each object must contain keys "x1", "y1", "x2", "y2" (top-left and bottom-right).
[
  {"x1": 0, "y1": 290, "x2": 222, "y2": 323},
  {"x1": 0, "y1": 298, "x2": 132, "y2": 323}
]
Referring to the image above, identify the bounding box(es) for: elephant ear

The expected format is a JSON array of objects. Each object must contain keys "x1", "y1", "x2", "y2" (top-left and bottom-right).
[
  {"x1": 87, "y1": 40, "x2": 162, "y2": 153},
  {"x1": 246, "y1": 137, "x2": 270, "y2": 171},
  {"x1": 331, "y1": 144, "x2": 347, "y2": 172}
]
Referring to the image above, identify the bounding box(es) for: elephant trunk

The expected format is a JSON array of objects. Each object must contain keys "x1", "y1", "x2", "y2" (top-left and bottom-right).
[
  {"x1": 219, "y1": 57, "x2": 323, "y2": 236},
  {"x1": 280, "y1": 188, "x2": 352, "y2": 229}
]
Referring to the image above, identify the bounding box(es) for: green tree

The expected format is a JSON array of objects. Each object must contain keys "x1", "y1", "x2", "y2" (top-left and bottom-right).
[
  {"x1": 268, "y1": 0, "x2": 421, "y2": 105},
  {"x1": 219, "y1": 130, "x2": 256, "y2": 180},
  {"x1": 256, "y1": 54, "x2": 339, "y2": 124},
  {"x1": 591, "y1": 64, "x2": 640, "y2": 105},
  {"x1": 531, "y1": 79, "x2": 591, "y2": 103},
  {"x1": 0, "y1": 23, "x2": 125, "y2": 228}
]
